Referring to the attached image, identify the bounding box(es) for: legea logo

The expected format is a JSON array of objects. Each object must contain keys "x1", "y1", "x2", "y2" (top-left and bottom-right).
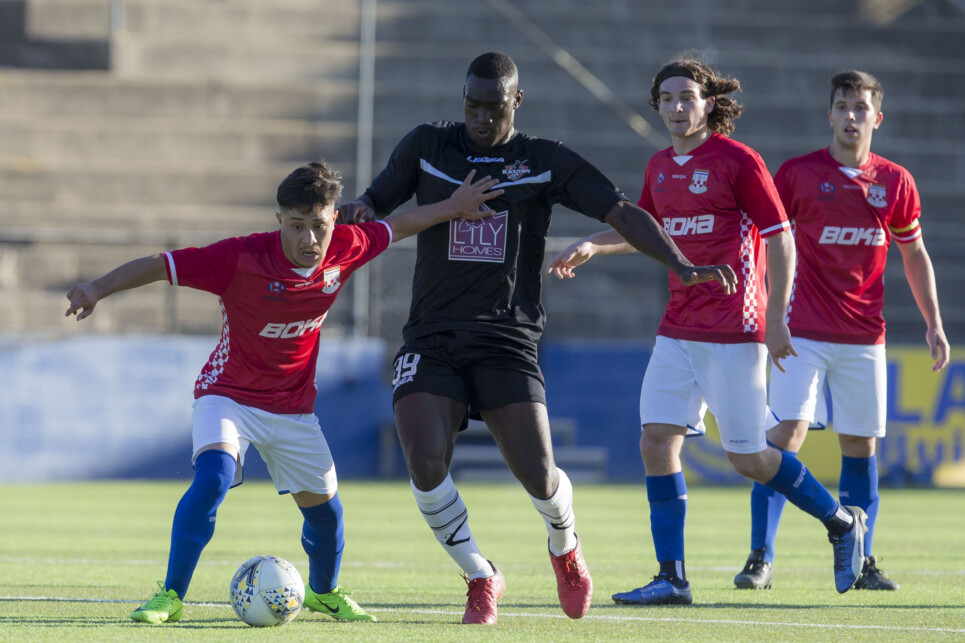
[
  {"x1": 663, "y1": 214, "x2": 715, "y2": 236},
  {"x1": 818, "y1": 226, "x2": 885, "y2": 246},
  {"x1": 259, "y1": 313, "x2": 327, "y2": 338}
]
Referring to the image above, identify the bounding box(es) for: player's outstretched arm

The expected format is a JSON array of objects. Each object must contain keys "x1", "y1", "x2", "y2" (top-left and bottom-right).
[
  {"x1": 546, "y1": 229, "x2": 632, "y2": 279},
  {"x1": 603, "y1": 200, "x2": 738, "y2": 293},
  {"x1": 898, "y1": 237, "x2": 950, "y2": 371},
  {"x1": 385, "y1": 170, "x2": 504, "y2": 242},
  {"x1": 65, "y1": 254, "x2": 167, "y2": 321},
  {"x1": 764, "y1": 230, "x2": 798, "y2": 373}
]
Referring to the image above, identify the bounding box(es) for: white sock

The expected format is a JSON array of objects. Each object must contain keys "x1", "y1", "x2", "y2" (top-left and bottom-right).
[
  {"x1": 530, "y1": 468, "x2": 578, "y2": 556},
  {"x1": 411, "y1": 474, "x2": 492, "y2": 579}
]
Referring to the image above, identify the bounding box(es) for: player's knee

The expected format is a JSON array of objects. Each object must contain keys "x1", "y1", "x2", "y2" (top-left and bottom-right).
[
  {"x1": 402, "y1": 439, "x2": 450, "y2": 482},
  {"x1": 408, "y1": 462, "x2": 450, "y2": 492},
  {"x1": 839, "y1": 434, "x2": 875, "y2": 458},
  {"x1": 192, "y1": 469, "x2": 232, "y2": 505},
  {"x1": 191, "y1": 450, "x2": 235, "y2": 504},
  {"x1": 514, "y1": 461, "x2": 555, "y2": 499},
  {"x1": 639, "y1": 429, "x2": 673, "y2": 461},
  {"x1": 726, "y1": 451, "x2": 767, "y2": 481}
]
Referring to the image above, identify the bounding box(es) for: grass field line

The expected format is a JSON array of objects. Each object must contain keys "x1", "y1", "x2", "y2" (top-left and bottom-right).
[
  {"x1": 3, "y1": 596, "x2": 964, "y2": 635},
  {"x1": 0, "y1": 556, "x2": 405, "y2": 568},
  {"x1": 4, "y1": 555, "x2": 963, "y2": 577}
]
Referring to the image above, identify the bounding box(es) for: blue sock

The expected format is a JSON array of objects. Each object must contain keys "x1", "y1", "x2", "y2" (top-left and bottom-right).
[
  {"x1": 764, "y1": 451, "x2": 838, "y2": 523},
  {"x1": 840, "y1": 455, "x2": 878, "y2": 557},
  {"x1": 749, "y1": 446, "x2": 795, "y2": 563},
  {"x1": 646, "y1": 472, "x2": 687, "y2": 564},
  {"x1": 165, "y1": 450, "x2": 236, "y2": 598},
  {"x1": 301, "y1": 492, "x2": 344, "y2": 595}
]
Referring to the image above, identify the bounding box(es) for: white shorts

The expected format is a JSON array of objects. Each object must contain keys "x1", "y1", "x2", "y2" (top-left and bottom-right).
[
  {"x1": 640, "y1": 337, "x2": 770, "y2": 454},
  {"x1": 769, "y1": 337, "x2": 886, "y2": 438},
  {"x1": 192, "y1": 395, "x2": 337, "y2": 495}
]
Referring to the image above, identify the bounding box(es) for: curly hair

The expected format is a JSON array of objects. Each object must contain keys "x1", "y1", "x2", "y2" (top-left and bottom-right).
[
  {"x1": 276, "y1": 161, "x2": 343, "y2": 213},
  {"x1": 649, "y1": 58, "x2": 742, "y2": 136}
]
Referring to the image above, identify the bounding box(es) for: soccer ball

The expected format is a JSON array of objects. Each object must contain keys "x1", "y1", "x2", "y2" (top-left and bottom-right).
[{"x1": 229, "y1": 555, "x2": 304, "y2": 627}]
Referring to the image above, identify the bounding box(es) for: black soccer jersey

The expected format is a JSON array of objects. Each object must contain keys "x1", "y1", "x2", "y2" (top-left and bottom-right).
[{"x1": 365, "y1": 121, "x2": 626, "y2": 346}]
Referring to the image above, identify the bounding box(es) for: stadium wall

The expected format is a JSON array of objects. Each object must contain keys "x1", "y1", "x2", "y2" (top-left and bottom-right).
[{"x1": 2, "y1": 336, "x2": 961, "y2": 486}]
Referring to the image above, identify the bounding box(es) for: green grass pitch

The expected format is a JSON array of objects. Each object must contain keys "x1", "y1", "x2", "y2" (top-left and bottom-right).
[{"x1": 2, "y1": 481, "x2": 963, "y2": 641}]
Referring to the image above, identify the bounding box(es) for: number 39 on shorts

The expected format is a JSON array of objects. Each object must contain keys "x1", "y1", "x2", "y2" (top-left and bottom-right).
[{"x1": 392, "y1": 353, "x2": 421, "y2": 388}]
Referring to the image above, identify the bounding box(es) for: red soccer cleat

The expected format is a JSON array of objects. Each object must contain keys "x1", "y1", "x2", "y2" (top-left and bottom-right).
[
  {"x1": 462, "y1": 563, "x2": 505, "y2": 625},
  {"x1": 550, "y1": 536, "x2": 593, "y2": 619}
]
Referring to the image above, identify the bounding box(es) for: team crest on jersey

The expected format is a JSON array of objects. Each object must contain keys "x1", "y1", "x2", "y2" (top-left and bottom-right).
[
  {"x1": 820, "y1": 182, "x2": 834, "y2": 193},
  {"x1": 502, "y1": 160, "x2": 530, "y2": 181},
  {"x1": 657, "y1": 172, "x2": 665, "y2": 183},
  {"x1": 689, "y1": 170, "x2": 709, "y2": 194},
  {"x1": 322, "y1": 267, "x2": 341, "y2": 294},
  {"x1": 867, "y1": 183, "x2": 887, "y2": 208},
  {"x1": 268, "y1": 281, "x2": 285, "y2": 293},
  {"x1": 449, "y1": 209, "x2": 508, "y2": 263}
]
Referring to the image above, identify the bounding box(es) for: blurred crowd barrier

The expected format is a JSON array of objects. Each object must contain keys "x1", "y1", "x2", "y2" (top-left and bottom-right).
[{"x1": 1, "y1": 336, "x2": 961, "y2": 486}]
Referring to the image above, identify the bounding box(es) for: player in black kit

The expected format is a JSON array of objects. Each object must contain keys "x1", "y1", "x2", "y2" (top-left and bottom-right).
[{"x1": 338, "y1": 51, "x2": 736, "y2": 625}]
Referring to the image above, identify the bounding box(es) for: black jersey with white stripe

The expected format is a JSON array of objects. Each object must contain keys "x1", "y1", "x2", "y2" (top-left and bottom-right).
[{"x1": 365, "y1": 121, "x2": 626, "y2": 346}]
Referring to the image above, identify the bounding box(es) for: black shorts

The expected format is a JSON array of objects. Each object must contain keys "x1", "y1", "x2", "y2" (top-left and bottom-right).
[{"x1": 391, "y1": 330, "x2": 546, "y2": 422}]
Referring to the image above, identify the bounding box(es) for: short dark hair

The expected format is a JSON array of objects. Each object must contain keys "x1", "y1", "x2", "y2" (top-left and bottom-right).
[
  {"x1": 829, "y1": 69, "x2": 883, "y2": 111},
  {"x1": 276, "y1": 161, "x2": 342, "y2": 213},
  {"x1": 466, "y1": 51, "x2": 518, "y2": 83},
  {"x1": 649, "y1": 57, "x2": 743, "y2": 136}
]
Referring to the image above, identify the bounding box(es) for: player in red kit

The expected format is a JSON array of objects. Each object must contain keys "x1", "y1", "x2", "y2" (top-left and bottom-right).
[
  {"x1": 65, "y1": 161, "x2": 503, "y2": 624},
  {"x1": 549, "y1": 58, "x2": 869, "y2": 604},
  {"x1": 733, "y1": 70, "x2": 949, "y2": 592}
]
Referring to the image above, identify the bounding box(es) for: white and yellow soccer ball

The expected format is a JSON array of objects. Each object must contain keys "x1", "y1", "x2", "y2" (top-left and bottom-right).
[{"x1": 229, "y1": 555, "x2": 304, "y2": 627}]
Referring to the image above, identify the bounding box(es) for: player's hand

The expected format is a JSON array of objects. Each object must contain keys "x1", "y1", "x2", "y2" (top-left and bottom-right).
[
  {"x1": 336, "y1": 200, "x2": 375, "y2": 224},
  {"x1": 65, "y1": 283, "x2": 101, "y2": 321},
  {"x1": 926, "y1": 325, "x2": 950, "y2": 371},
  {"x1": 448, "y1": 170, "x2": 504, "y2": 220},
  {"x1": 679, "y1": 264, "x2": 738, "y2": 295},
  {"x1": 546, "y1": 241, "x2": 594, "y2": 279},
  {"x1": 765, "y1": 318, "x2": 797, "y2": 373}
]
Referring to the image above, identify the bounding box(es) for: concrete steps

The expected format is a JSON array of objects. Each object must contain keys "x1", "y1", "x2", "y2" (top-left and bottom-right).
[
  {"x1": 2, "y1": 114, "x2": 357, "y2": 164},
  {"x1": 0, "y1": 70, "x2": 360, "y2": 120},
  {"x1": 2, "y1": 0, "x2": 962, "y2": 344},
  {"x1": 27, "y1": 0, "x2": 361, "y2": 40},
  {"x1": 0, "y1": 157, "x2": 316, "y2": 206},
  {"x1": 112, "y1": 34, "x2": 361, "y2": 81}
]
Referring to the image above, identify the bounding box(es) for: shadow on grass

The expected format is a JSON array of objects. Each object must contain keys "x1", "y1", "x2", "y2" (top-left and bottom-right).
[
  {"x1": 589, "y1": 601, "x2": 962, "y2": 611},
  {"x1": 0, "y1": 615, "x2": 255, "y2": 629}
]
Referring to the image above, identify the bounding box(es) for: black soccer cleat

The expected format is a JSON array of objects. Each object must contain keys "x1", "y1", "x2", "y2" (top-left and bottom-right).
[
  {"x1": 734, "y1": 548, "x2": 773, "y2": 589},
  {"x1": 853, "y1": 556, "x2": 899, "y2": 591}
]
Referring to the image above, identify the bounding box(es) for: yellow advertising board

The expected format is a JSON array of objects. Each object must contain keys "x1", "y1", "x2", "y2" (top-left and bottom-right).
[{"x1": 681, "y1": 347, "x2": 965, "y2": 486}]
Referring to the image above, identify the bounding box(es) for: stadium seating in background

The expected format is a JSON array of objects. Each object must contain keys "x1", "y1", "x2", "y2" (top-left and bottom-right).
[{"x1": 0, "y1": 0, "x2": 962, "y2": 346}]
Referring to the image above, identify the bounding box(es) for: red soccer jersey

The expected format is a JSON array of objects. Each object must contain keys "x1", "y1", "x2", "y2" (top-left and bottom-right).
[
  {"x1": 163, "y1": 220, "x2": 392, "y2": 413},
  {"x1": 639, "y1": 133, "x2": 789, "y2": 343},
  {"x1": 776, "y1": 148, "x2": 922, "y2": 345}
]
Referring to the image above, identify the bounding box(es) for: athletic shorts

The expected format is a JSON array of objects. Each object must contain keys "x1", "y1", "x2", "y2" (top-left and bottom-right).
[
  {"x1": 640, "y1": 336, "x2": 771, "y2": 454},
  {"x1": 192, "y1": 394, "x2": 337, "y2": 495},
  {"x1": 769, "y1": 337, "x2": 886, "y2": 438},
  {"x1": 391, "y1": 330, "x2": 546, "y2": 425}
]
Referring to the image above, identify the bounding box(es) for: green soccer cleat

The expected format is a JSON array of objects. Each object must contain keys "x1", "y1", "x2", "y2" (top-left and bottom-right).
[
  {"x1": 304, "y1": 584, "x2": 376, "y2": 621},
  {"x1": 130, "y1": 581, "x2": 183, "y2": 624}
]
